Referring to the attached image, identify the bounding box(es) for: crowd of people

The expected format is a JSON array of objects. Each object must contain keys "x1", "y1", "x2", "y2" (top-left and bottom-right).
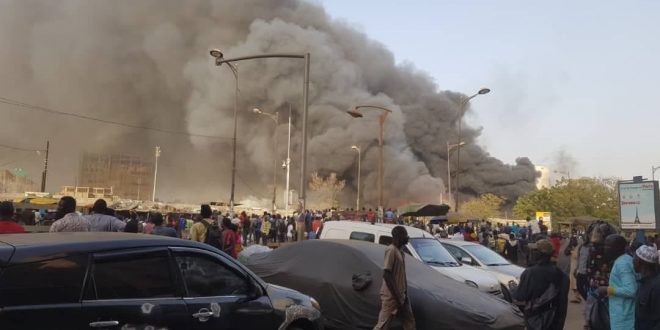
[{"x1": 3, "y1": 197, "x2": 660, "y2": 329}]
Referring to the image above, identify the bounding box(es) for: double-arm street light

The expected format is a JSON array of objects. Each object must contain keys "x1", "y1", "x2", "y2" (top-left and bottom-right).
[
  {"x1": 210, "y1": 50, "x2": 310, "y2": 218},
  {"x1": 351, "y1": 145, "x2": 361, "y2": 212},
  {"x1": 446, "y1": 141, "x2": 466, "y2": 205},
  {"x1": 455, "y1": 88, "x2": 490, "y2": 212},
  {"x1": 347, "y1": 105, "x2": 393, "y2": 221},
  {"x1": 253, "y1": 107, "x2": 282, "y2": 214},
  {"x1": 210, "y1": 49, "x2": 239, "y2": 213}
]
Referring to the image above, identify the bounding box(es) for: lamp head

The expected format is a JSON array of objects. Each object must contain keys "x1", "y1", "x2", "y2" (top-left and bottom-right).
[
  {"x1": 478, "y1": 88, "x2": 491, "y2": 95},
  {"x1": 252, "y1": 107, "x2": 263, "y2": 114},
  {"x1": 209, "y1": 49, "x2": 224, "y2": 59},
  {"x1": 351, "y1": 145, "x2": 360, "y2": 151},
  {"x1": 459, "y1": 142, "x2": 466, "y2": 146}
]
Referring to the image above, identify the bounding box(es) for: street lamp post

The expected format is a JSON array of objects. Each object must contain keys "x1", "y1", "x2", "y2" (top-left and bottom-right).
[
  {"x1": 351, "y1": 145, "x2": 361, "y2": 212},
  {"x1": 284, "y1": 104, "x2": 292, "y2": 216},
  {"x1": 347, "y1": 105, "x2": 393, "y2": 222},
  {"x1": 446, "y1": 141, "x2": 465, "y2": 205},
  {"x1": 209, "y1": 50, "x2": 310, "y2": 214},
  {"x1": 455, "y1": 88, "x2": 490, "y2": 212},
  {"x1": 210, "y1": 49, "x2": 240, "y2": 214},
  {"x1": 253, "y1": 107, "x2": 280, "y2": 214},
  {"x1": 152, "y1": 146, "x2": 161, "y2": 203},
  {"x1": 652, "y1": 165, "x2": 660, "y2": 181}
]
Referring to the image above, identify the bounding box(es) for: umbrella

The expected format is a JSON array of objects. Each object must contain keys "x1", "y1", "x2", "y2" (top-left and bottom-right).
[{"x1": 400, "y1": 204, "x2": 450, "y2": 217}]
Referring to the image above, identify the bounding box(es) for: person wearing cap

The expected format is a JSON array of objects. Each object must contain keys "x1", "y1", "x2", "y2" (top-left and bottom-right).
[
  {"x1": 513, "y1": 239, "x2": 569, "y2": 330},
  {"x1": 597, "y1": 234, "x2": 638, "y2": 330},
  {"x1": 633, "y1": 245, "x2": 660, "y2": 330}
]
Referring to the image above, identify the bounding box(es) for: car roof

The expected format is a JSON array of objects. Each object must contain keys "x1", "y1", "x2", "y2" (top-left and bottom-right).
[
  {"x1": 438, "y1": 238, "x2": 481, "y2": 247},
  {"x1": 326, "y1": 221, "x2": 434, "y2": 238},
  {"x1": 0, "y1": 232, "x2": 207, "y2": 265}
]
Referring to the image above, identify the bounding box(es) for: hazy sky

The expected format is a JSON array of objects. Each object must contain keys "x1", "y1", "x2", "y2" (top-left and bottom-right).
[{"x1": 320, "y1": 0, "x2": 660, "y2": 181}]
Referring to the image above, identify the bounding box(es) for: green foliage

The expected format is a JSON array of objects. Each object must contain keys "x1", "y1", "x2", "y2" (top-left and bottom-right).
[
  {"x1": 513, "y1": 177, "x2": 619, "y2": 223},
  {"x1": 461, "y1": 193, "x2": 506, "y2": 220}
]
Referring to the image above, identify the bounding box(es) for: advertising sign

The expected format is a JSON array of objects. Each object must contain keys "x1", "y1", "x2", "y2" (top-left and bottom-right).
[
  {"x1": 618, "y1": 181, "x2": 659, "y2": 230},
  {"x1": 535, "y1": 211, "x2": 552, "y2": 223}
]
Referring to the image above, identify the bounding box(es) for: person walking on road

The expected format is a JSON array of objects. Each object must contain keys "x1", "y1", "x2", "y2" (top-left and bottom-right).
[
  {"x1": 50, "y1": 196, "x2": 90, "y2": 232},
  {"x1": 374, "y1": 226, "x2": 416, "y2": 330},
  {"x1": 633, "y1": 245, "x2": 660, "y2": 330},
  {"x1": 513, "y1": 239, "x2": 569, "y2": 330},
  {"x1": 0, "y1": 201, "x2": 25, "y2": 234},
  {"x1": 597, "y1": 234, "x2": 638, "y2": 330}
]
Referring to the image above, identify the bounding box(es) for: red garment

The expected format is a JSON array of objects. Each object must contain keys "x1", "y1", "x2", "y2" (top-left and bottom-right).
[
  {"x1": 367, "y1": 212, "x2": 374, "y2": 221},
  {"x1": 0, "y1": 221, "x2": 26, "y2": 234},
  {"x1": 222, "y1": 230, "x2": 237, "y2": 258},
  {"x1": 312, "y1": 220, "x2": 322, "y2": 234},
  {"x1": 550, "y1": 237, "x2": 561, "y2": 258}
]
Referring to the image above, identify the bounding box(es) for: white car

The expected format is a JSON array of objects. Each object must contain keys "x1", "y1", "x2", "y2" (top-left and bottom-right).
[
  {"x1": 319, "y1": 221, "x2": 503, "y2": 297},
  {"x1": 440, "y1": 239, "x2": 525, "y2": 301}
]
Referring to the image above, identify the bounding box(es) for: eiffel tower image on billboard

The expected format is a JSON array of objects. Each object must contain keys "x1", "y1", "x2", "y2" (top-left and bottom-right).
[{"x1": 634, "y1": 207, "x2": 641, "y2": 224}]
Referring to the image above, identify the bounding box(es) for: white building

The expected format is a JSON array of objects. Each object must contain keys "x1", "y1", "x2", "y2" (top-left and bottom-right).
[{"x1": 535, "y1": 165, "x2": 551, "y2": 189}]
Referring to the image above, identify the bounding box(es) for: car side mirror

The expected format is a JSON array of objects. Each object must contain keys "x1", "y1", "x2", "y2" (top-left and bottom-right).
[{"x1": 462, "y1": 257, "x2": 474, "y2": 265}]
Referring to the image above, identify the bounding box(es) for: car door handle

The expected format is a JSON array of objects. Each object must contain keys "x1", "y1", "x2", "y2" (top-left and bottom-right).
[
  {"x1": 192, "y1": 311, "x2": 215, "y2": 318},
  {"x1": 89, "y1": 320, "x2": 119, "y2": 328}
]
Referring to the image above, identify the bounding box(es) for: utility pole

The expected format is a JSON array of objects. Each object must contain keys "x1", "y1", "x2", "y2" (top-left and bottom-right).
[
  {"x1": 40, "y1": 140, "x2": 49, "y2": 192},
  {"x1": 152, "y1": 146, "x2": 160, "y2": 203},
  {"x1": 284, "y1": 104, "x2": 292, "y2": 216}
]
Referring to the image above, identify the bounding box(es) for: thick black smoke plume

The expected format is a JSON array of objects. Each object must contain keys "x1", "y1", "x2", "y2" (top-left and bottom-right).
[{"x1": 0, "y1": 0, "x2": 536, "y2": 208}]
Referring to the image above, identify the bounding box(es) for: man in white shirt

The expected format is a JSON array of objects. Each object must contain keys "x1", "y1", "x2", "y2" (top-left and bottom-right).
[
  {"x1": 85, "y1": 199, "x2": 126, "y2": 232},
  {"x1": 50, "y1": 196, "x2": 90, "y2": 232}
]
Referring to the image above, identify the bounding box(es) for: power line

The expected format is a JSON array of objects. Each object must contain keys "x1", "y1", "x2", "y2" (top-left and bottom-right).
[
  {"x1": 0, "y1": 96, "x2": 231, "y2": 141},
  {"x1": 0, "y1": 143, "x2": 44, "y2": 152}
]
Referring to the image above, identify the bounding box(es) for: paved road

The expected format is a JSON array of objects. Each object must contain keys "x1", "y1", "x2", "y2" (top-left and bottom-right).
[{"x1": 558, "y1": 238, "x2": 586, "y2": 330}]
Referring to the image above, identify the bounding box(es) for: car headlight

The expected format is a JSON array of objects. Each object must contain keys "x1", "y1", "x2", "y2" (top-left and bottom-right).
[
  {"x1": 310, "y1": 297, "x2": 321, "y2": 311},
  {"x1": 464, "y1": 280, "x2": 479, "y2": 289},
  {"x1": 508, "y1": 280, "x2": 518, "y2": 290}
]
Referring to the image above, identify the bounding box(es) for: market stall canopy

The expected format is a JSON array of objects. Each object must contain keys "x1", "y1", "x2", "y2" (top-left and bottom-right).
[{"x1": 399, "y1": 204, "x2": 451, "y2": 217}]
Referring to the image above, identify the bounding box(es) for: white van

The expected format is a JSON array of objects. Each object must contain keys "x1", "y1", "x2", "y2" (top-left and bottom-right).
[{"x1": 319, "y1": 221, "x2": 503, "y2": 297}]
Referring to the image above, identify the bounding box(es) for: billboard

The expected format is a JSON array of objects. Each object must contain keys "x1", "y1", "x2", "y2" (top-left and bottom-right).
[
  {"x1": 535, "y1": 211, "x2": 552, "y2": 223},
  {"x1": 618, "y1": 181, "x2": 659, "y2": 230}
]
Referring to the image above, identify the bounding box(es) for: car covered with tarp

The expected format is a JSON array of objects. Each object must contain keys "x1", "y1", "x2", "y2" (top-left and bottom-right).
[{"x1": 244, "y1": 239, "x2": 524, "y2": 330}]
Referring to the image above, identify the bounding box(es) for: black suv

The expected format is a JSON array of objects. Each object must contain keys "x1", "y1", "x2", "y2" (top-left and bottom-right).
[{"x1": 0, "y1": 233, "x2": 322, "y2": 330}]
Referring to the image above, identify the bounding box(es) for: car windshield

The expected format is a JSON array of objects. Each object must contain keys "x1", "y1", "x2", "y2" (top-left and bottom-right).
[
  {"x1": 463, "y1": 244, "x2": 511, "y2": 266},
  {"x1": 409, "y1": 238, "x2": 459, "y2": 266}
]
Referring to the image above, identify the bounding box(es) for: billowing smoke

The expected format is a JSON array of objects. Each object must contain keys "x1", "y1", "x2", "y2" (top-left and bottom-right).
[{"x1": 0, "y1": 0, "x2": 536, "y2": 208}]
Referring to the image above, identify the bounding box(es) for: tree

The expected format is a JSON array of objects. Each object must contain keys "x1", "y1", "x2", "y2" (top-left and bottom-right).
[
  {"x1": 513, "y1": 177, "x2": 619, "y2": 224},
  {"x1": 461, "y1": 193, "x2": 506, "y2": 220},
  {"x1": 309, "y1": 172, "x2": 346, "y2": 209}
]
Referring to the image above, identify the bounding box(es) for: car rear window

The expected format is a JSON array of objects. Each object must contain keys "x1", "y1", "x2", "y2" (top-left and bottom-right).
[
  {"x1": 349, "y1": 231, "x2": 375, "y2": 242},
  {"x1": 0, "y1": 255, "x2": 88, "y2": 306}
]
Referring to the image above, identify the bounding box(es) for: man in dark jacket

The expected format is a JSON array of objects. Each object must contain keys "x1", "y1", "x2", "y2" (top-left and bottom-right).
[{"x1": 513, "y1": 239, "x2": 569, "y2": 330}]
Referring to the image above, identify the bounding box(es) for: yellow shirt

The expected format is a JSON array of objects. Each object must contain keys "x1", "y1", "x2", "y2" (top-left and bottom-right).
[{"x1": 191, "y1": 219, "x2": 212, "y2": 242}]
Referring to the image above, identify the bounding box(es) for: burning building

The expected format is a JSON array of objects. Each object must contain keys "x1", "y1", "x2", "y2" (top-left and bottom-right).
[{"x1": 78, "y1": 152, "x2": 153, "y2": 201}]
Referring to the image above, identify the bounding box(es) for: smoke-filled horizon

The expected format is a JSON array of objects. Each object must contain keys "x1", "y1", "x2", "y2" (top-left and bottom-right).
[{"x1": 0, "y1": 0, "x2": 537, "y2": 209}]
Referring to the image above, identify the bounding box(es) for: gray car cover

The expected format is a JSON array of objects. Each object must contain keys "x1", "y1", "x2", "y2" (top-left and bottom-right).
[{"x1": 245, "y1": 239, "x2": 524, "y2": 330}]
